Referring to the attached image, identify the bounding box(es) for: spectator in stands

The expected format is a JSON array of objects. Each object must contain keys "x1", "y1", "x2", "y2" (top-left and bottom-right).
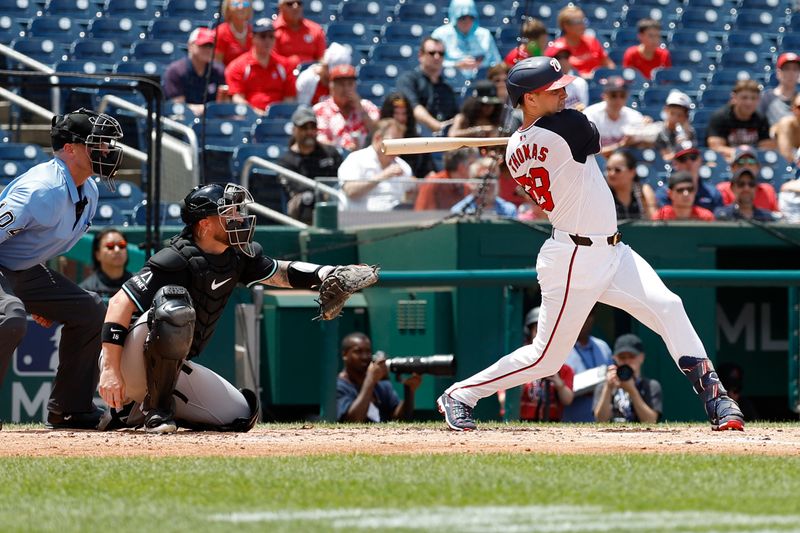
[
  {"x1": 487, "y1": 62, "x2": 509, "y2": 100},
  {"x1": 759, "y1": 52, "x2": 800, "y2": 128},
  {"x1": 314, "y1": 64, "x2": 380, "y2": 152},
  {"x1": 448, "y1": 80, "x2": 503, "y2": 138},
  {"x1": 379, "y1": 92, "x2": 436, "y2": 179},
  {"x1": 606, "y1": 149, "x2": 657, "y2": 220},
  {"x1": 593, "y1": 334, "x2": 662, "y2": 423},
  {"x1": 276, "y1": 106, "x2": 343, "y2": 224},
  {"x1": 707, "y1": 79, "x2": 776, "y2": 160},
  {"x1": 431, "y1": 0, "x2": 502, "y2": 75},
  {"x1": 337, "y1": 332, "x2": 421, "y2": 422},
  {"x1": 552, "y1": 5, "x2": 614, "y2": 78},
  {"x1": 544, "y1": 42, "x2": 589, "y2": 111},
  {"x1": 583, "y1": 77, "x2": 647, "y2": 156},
  {"x1": 395, "y1": 36, "x2": 459, "y2": 134},
  {"x1": 652, "y1": 171, "x2": 715, "y2": 221},
  {"x1": 773, "y1": 93, "x2": 800, "y2": 162},
  {"x1": 654, "y1": 90, "x2": 696, "y2": 161},
  {"x1": 338, "y1": 118, "x2": 415, "y2": 211},
  {"x1": 295, "y1": 42, "x2": 351, "y2": 106},
  {"x1": 273, "y1": 0, "x2": 326, "y2": 71},
  {"x1": 504, "y1": 17, "x2": 549, "y2": 66},
  {"x1": 519, "y1": 307, "x2": 575, "y2": 422},
  {"x1": 717, "y1": 145, "x2": 778, "y2": 212},
  {"x1": 414, "y1": 147, "x2": 476, "y2": 210},
  {"x1": 562, "y1": 307, "x2": 612, "y2": 422},
  {"x1": 779, "y1": 148, "x2": 800, "y2": 222},
  {"x1": 622, "y1": 19, "x2": 671, "y2": 80},
  {"x1": 225, "y1": 19, "x2": 296, "y2": 114},
  {"x1": 655, "y1": 141, "x2": 723, "y2": 212},
  {"x1": 214, "y1": 0, "x2": 253, "y2": 66},
  {"x1": 714, "y1": 169, "x2": 778, "y2": 222},
  {"x1": 450, "y1": 157, "x2": 517, "y2": 217},
  {"x1": 163, "y1": 28, "x2": 226, "y2": 117},
  {"x1": 80, "y1": 228, "x2": 133, "y2": 305}
]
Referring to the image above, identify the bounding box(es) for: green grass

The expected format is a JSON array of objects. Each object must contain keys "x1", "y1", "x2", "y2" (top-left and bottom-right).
[{"x1": 1, "y1": 451, "x2": 799, "y2": 532}]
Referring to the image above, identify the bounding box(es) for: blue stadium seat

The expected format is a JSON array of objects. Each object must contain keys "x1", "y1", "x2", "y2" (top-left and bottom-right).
[
  {"x1": 639, "y1": 86, "x2": 683, "y2": 109},
  {"x1": 129, "y1": 39, "x2": 184, "y2": 64},
  {"x1": 668, "y1": 46, "x2": 720, "y2": 74},
  {"x1": 622, "y1": 5, "x2": 675, "y2": 28},
  {"x1": 194, "y1": 119, "x2": 249, "y2": 146},
  {"x1": 325, "y1": 22, "x2": 379, "y2": 54},
  {"x1": 87, "y1": 17, "x2": 145, "y2": 46},
  {"x1": 684, "y1": 0, "x2": 737, "y2": 9},
  {"x1": 719, "y1": 47, "x2": 772, "y2": 73},
  {"x1": 44, "y1": 0, "x2": 100, "y2": 23},
  {"x1": 357, "y1": 63, "x2": 402, "y2": 81},
  {"x1": 0, "y1": 126, "x2": 9, "y2": 143},
  {"x1": 161, "y1": 0, "x2": 215, "y2": 20},
  {"x1": 756, "y1": 149, "x2": 793, "y2": 181},
  {"x1": 203, "y1": 102, "x2": 259, "y2": 122},
  {"x1": 113, "y1": 60, "x2": 165, "y2": 77},
  {"x1": 496, "y1": 26, "x2": 521, "y2": 50},
  {"x1": 0, "y1": 0, "x2": 37, "y2": 23},
  {"x1": 697, "y1": 87, "x2": 731, "y2": 109},
  {"x1": 357, "y1": 80, "x2": 393, "y2": 105},
  {"x1": 131, "y1": 200, "x2": 184, "y2": 226},
  {"x1": 523, "y1": 3, "x2": 559, "y2": 27},
  {"x1": 147, "y1": 17, "x2": 197, "y2": 42},
  {"x1": 337, "y1": 1, "x2": 391, "y2": 25},
  {"x1": 0, "y1": 16, "x2": 25, "y2": 44},
  {"x1": 733, "y1": 8, "x2": 785, "y2": 34},
  {"x1": 54, "y1": 59, "x2": 113, "y2": 110},
  {"x1": 381, "y1": 22, "x2": 431, "y2": 46},
  {"x1": 96, "y1": 177, "x2": 144, "y2": 212},
  {"x1": 593, "y1": 67, "x2": 649, "y2": 95},
  {"x1": 264, "y1": 102, "x2": 299, "y2": 120},
  {"x1": 740, "y1": 0, "x2": 792, "y2": 10},
  {"x1": 394, "y1": 1, "x2": 446, "y2": 25},
  {"x1": 11, "y1": 38, "x2": 64, "y2": 66},
  {"x1": 251, "y1": 119, "x2": 293, "y2": 143},
  {"x1": 710, "y1": 69, "x2": 767, "y2": 88},
  {"x1": 70, "y1": 39, "x2": 127, "y2": 69},
  {"x1": 103, "y1": 0, "x2": 159, "y2": 20},
  {"x1": 92, "y1": 203, "x2": 128, "y2": 226},
  {"x1": 369, "y1": 43, "x2": 417, "y2": 65},
  {"x1": 231, "y1": 143, "x2": 289, "y2": 195},
  {"x1": 303, "y1": 0, "x2": 336, "y2": 25},
  {"x1": 613, "y1": 28, "x2": 641, "y2": 50},
  {"x1": 726, "y1": 31, "x2": 778, "y2": 51},
  {"x1": 0, "y1": 143, "x2": 48, "y2": 181},
  {"x1": 779, "y1": 33, "x2": 800, "y2": 51},
  {"x1": 651, "y1": 68, "x2": 703, "y2": 92},
  {"x1": 668, "y1": 29, "x2": 724, "y2": 52},
  {"x1": 26, "y1": 17, "x2": 83, "y2": 43},
  {"x1": 678, "y1": 7, "x2": 734, "y2": 31}
]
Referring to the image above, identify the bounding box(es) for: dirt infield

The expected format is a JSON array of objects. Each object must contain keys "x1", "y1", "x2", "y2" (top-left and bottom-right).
[{"x1": 1, "y1": 424, "x2": 799, "y2": 457}]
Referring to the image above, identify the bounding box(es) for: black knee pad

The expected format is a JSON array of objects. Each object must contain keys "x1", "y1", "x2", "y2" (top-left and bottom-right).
[{"x1": 145, "y1": 285, "x2": 196, "y2": 361}]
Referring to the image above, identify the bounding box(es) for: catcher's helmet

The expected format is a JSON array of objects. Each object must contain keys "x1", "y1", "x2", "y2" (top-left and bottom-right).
[
  {"x1": 180, "y1": 183, "x2": 257, "y2": 257},
  {"x1": 506, "y1": 56, "x2": 577, "y2": 107},
  {"x1": 51, "y1": 108, "x2": 124, "y2": 192}
]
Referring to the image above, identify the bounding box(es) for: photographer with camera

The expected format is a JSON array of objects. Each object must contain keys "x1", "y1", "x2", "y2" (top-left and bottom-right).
[
  {"x1": 593, "y1": 334, "x2": 662, "y2": 423},
  {"x1": 336, "y1": 332, "x2": 422, "y2": 423}
]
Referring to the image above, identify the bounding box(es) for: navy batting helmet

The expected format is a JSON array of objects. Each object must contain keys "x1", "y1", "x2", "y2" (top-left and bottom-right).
[{"x1": 506, "y1": 56, "x2": 576, "y2": 107}]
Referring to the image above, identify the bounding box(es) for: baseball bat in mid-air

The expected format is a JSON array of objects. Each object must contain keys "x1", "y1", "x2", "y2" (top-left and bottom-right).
[{"x1": 380, "y1": 137, "x2": 510, "y2": 156}]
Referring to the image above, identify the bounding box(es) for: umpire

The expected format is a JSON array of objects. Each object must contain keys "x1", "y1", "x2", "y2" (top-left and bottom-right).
[{"x1": 0, "y1": 108, "x2": 124, "y2": 429}]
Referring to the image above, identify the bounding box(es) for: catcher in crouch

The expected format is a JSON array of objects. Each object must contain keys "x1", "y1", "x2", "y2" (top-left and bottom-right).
[{"x1": 97, "y1": 183, "x2": 378, "y2": 433}]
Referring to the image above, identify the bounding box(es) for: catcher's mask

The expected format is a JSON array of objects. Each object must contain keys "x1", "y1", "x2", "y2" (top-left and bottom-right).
[
  {"x1": 51, "y1": 108, "x2": 124, "y2": 192},
  {"x1": 180, "y1": 183, "x2": 257, "y2": 257}
]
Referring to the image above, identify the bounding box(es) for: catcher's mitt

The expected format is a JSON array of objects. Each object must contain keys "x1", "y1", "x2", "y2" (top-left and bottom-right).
[{"x1": 315, "y1": 264, "x2": 380, "y2": 320}]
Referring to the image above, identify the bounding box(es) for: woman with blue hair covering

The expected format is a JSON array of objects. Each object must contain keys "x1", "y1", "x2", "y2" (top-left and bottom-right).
[{"x1": 431, "y1": 0, "x2": 501, "y2": 75}]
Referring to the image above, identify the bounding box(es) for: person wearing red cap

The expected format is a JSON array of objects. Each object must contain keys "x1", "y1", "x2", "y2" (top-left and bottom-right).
[
  {"x1": 758, "y1": 52, "x2": 800, "y2": 128},
  {"x1": 224, "y1": 18, "x2": 296, "y2": 114},
  {"x1": 621, "y1": 19, "x2": 672, "y2": 80},
  {"x1": 773, "y1": 93, "x2": 800, "y2": 162},
  {"x1": 163, "y1": 27, "x2": 226, "y2": 116},
  {"x1": 273, "y1": 0, "x2": 326, "y2": 71},
  {"x1": 313, "y1": 64, "x2": 379, "y2": 152},
  {"x1": 551, "y1": 5, "x2": 614, "y2": 77},
  {"x1": 544, "y1": 41, "x2": 588, "y2": 110}
]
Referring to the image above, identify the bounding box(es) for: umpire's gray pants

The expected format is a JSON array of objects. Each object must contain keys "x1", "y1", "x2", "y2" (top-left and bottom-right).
[{"x1": 0, "y1": 264, "x2": 105, "y2": 414}]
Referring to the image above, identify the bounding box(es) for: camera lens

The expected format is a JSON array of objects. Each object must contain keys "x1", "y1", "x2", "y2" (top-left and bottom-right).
[{"x1": 616, "y1": 364, "x2": 634, "y2": 381}]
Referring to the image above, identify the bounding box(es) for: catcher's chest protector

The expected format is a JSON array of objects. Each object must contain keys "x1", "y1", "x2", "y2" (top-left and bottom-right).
[{"x1": 172, "y1": 237, "x2": 242, "y2": 358}]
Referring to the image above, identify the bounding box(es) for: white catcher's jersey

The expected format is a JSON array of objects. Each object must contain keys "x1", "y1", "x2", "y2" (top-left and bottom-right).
[{"x1": 505, "y1": 109, "x2": 617, "y2": 235}]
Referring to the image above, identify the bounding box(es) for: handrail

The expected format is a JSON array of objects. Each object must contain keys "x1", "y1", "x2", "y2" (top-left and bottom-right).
[
  {"x1": 241, "y1": 156, "x2": 348, "y2": 207},
  {"x1": 0, "y1": 42, "x2": 59, "y2": 113},
  {"x1": 97, "y1": 94, "x2": 199, "y2": 184},
  {"x1": 378, "y1": 269, "x2": 800, "y2": 287},
  {"x1": 0, "y1": 86, "x2": 147, "y2": 161},
  {"x1": 247, "y1": 201, "x2": 309, "y2": 229}
]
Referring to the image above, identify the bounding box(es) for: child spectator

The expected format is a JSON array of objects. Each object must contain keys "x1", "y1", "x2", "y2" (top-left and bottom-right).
[
  {"x1": 552, "y1": 5, "x2": 614, "y2": 77},
  {"x1": 758, "y1": 52, "x2": 800, "y2": 128},
  {"x1": 654, "y1": 90, "x2": 696, "y2": 160},
  {"x1": 622, "y1": 19, "x2": 671, "y2": 80},
  {"x1": 504, "y1": 18, "x2": 549, "y2": 66}
]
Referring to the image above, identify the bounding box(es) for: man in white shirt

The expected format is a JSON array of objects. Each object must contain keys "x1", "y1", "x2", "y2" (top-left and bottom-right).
[
  {"x1": 338, "y1": 118, "x2": 414, "y2": 211},
  {"x1": 583, "y1": 76, "x2": 646, "y2": 156}
]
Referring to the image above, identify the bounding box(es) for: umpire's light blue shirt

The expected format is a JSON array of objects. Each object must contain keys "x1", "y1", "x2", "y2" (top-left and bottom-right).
[{"x1": 0, "y1": 158, "x2": 97, "y2": 271}]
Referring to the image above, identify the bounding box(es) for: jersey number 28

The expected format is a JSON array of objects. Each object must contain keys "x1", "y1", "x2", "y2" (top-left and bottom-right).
[{"x1": 516, "y1": 168, "x2": 554, "y2": 212}]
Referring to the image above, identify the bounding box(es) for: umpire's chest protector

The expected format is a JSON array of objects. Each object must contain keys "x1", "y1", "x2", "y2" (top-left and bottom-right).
[{"x1": 152, "y1": 237, "x2": 243, "y2": 358}]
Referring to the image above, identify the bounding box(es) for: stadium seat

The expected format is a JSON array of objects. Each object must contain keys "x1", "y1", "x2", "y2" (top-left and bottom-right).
[
  {"x1": 87, "y1": 17, "x2": 145, "y2": 46},
  {"x1": 719, "y1": 47, "x2": 772, "y2": 73},
  {"x1": 668, "y1": 29, "x2": 724, "y2": 52},
  {"x1": 394, "y1": 1, "x2": 446, "y2": 25},
  {"x1": 103, "y1": 0, "x2": 159, "y2": 20},
  {"x1": 0, "y1": 144, "x2": 48, "y2": 181},
  {"x1": 325, "y1": 22, "x2": 379, "y2": 55},
  {"x1": 264, "y1": 102, "x2": 299, "y2": 120},
  {"x1": 612, "y1": 28, "x2": 641, "y2": 50},
  {"x1": 232, "y1": 143, "x2": 288, "y2": 186},
  {"x1": 621, "y1": 5, "x2": 674, "y2": 28},
  {"x1": 779, "y1": 33, "x2": 800, "y2": 51},
  {"x1": 496, "y1": 26, "x2": 521, "y2": 50},
  {"x1": 11, "y1": 38, "x2": 64, "y2": 66},
  {"x1": 697, "y1": 87, "x2": 732, "y2": 109},
  {"x1": 757, "y1": 149, "x2": 793, "y2": 180},
  {"x1": 380, "y1": 22, "x2": 431, "y2": 46},
  {"x1": 251, "y1": 119, "x2": 293, "y2": 143},
  {"x1": 357, "y1": 63, "x2": 402, "y2": 82},
  {"x1": 650, "y1": 68, "x2": 703, "y2": 91},
  {"x1": 337, "y1": 1, "x2": 390, "y2": 25},
  {"x1": 710, "y1": 69, "x2": 766, "y2": 88},
  {"x1": 302, "y1": 0, "x2": 336, "y2": 25},
  {"x1": 113, "y1": 59, "x2": 165, "y2": 77},
  {"x1": 203, "y1": 102, "x2": 259, "y2": 122},
  {"x1": 593, "y1": 67, "x2": 649, "y2": 95},
  {"x1": 44, "y1": 0, "x2": 100, "y2": 23},
  {"x1": 726, "y1": 31, "x2": 778, "y2": 51},
  {"x1": 161, "y1": 0, "x2": 216, "y2": 20},
  {"x1": 70, "y1": 39, "x2": 127, "y2": 69},
  {"x1": 357, "y1": 81, "x2": 393, "y2": 106},
  {"x1": 677, "y1": 7, "x2": 734, "y2": 31},
  {"x1": 0, "y1": 16, "x2": 25, "y2": 43},
  {"x1": 0, "y1": 0, "x2": 37, "y2": 23},
  {"x1": 54, "y1": 59, "x2": 113, "y2": 111},
  {"x1": 92, "y1": 203, "x2": 128, "y2": 226},
  {"x1": 147, "y1": 17, "x2": 197, "y2": 42},
  {"x1": 129, "y1": 39, "x2": 184, "y2": 64},
  {"x1": 131, "y1": 200, "x2": 184, "y2": 226},
  {"x1": 733, "y1": 8, "x2": 785, "y2": 34},
  {"x1": 0, "y1": 126, "x2": 9, "y2": 143},
  {"x1": 96, "y1": 177, "x2": 144, "y2": 211},
  {"x1": 26, "y1": 17, "x2": 83, "y2": 43},
  {"x1": 369, "y1": 43, "x2": 417, "y2": 65},
  {"x1": 668, "y1": 47, "x2": 720, "y2": 74}
]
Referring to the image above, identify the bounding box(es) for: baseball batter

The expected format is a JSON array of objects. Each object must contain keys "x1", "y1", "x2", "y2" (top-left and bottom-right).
[
  {"x1": 437, "y1": 56, "x2": 744, "y2": 432},
  {"x1": 98, "y1": 183, "x2": 376, "y2": 433}
]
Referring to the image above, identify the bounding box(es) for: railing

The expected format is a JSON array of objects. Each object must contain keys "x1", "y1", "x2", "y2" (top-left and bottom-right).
[
  {"x1": 0, "y1": 42, "x2": 59, "y2": 113},
  {"x1": 240, "y1": 156, "x2": 348, "y2": 207}
]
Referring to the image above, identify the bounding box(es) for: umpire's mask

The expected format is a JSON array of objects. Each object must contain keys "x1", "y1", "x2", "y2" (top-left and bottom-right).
[
  {"x1": 51, "y1": 108, "x2": 124, "y2": 192},
  {"x1": 218, "y1": 183, "x2": 257, "y2": 257}
]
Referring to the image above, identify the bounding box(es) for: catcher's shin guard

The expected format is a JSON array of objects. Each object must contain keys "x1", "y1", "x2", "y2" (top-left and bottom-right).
[
  {"x1": 178, "y1": 388, "x2": 261, "y2": 432},
  {"x1": 142, "y1": 286, "x2": 195, "y2": 429},
  {"x1": 679, "y1": 356, "x2": 744, "y2": 431}
]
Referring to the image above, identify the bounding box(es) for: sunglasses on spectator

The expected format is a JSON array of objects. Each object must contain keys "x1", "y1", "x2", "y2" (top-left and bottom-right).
[
  {"x1": 565, "y1": 18, "x2": 588, "y2": 25},
  {"x1": 735, "y1": 180, "x2": 756, "y2": 188},
  {"x1": 425, "y1": 50, "x2": 445, "y2": 57},
  {"x1": 231, "y1": 1, "x2": 251, "y2": 7},
  {"x1": 735, "y1": 157, "x2": 758, "y2": 165},
  {"x1": 673, "y1": 186, "x2": 695, "y2": 195},
  {"x1": 676, "y1": 153, "x2": 699, "y2": 162},
  {"x1": 104, "y1": 240, "x2": 127, "y2": 250},
  {"x1": 283, "y1": 0, "x2": 302, "y2": 6}
]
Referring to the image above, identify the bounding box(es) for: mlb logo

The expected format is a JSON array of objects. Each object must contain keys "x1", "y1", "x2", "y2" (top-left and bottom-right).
[{"x1": 13, "y1": 318, "x2": 61, "y2": 377}]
